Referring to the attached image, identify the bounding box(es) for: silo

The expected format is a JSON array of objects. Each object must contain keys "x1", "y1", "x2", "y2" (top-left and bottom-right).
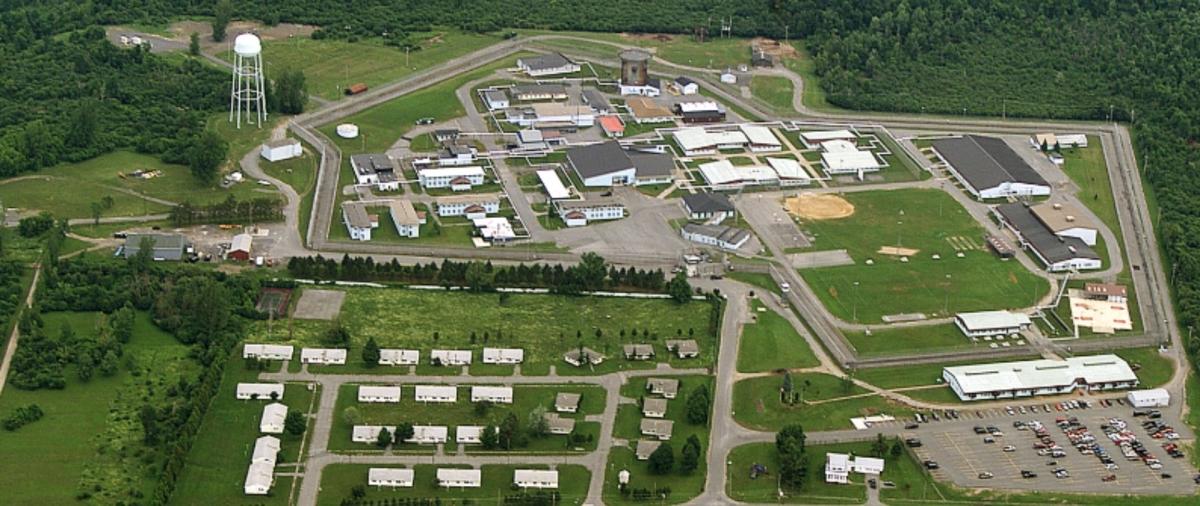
[{"x1": 619, "y1": 49, "x2": 652, "y2": 87}]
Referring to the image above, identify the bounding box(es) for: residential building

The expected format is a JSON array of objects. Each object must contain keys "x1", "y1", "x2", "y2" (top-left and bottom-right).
[
  {"x1": 261, "y1": 138, "x2": 302, "y2": 162},
  {"x1": 514, "y1": 470, "x2": 559, "y2": 489},
  {"x1": 642, "y1": 398, "x2": 668, "y2": 418},
  {"x1": 681, "y1": 223, "x2": 752, "y2": 251},
  {"x1": 544, "y1": 413, "x2": 576, "y2": 434},
  {"x1": 646, "y1": 378, "x2": 679, "y2": 399},
  {"x1": 623, "y1": 344, "x2": 655, "y2": 361},
  {"x1": 243, "y1": 344, "x2": 294, "y2": 361},
  {"x1": 1029, "y1": 201, "x2": 1099, "y2": 246},
  {"x1": 563, "y1": 347, "x2": 605, "y2": 367},
  {"x1": 673, "y1": 127, "x2": 748, "y2": 156},
  {"x1": 379, "y1": 349, "x2": 420, "y2": 366},
  {"x1": 406, "y1": 425, "x2": 449, "y2": 444},
  {"x1": 555, "y1": 199, "x2": 626, "y2": 227},
  {"x1": 536, "y1": 169, "x2": 571, "y2": 200},
  {"x1": 368, "y1": 468, "x2": 414, "y2": 488},
  {"x1": 517, "y1": 52, "x2": 580, "y2": 76},
  {"x1": 682, "y1": 192, "x2": 735, "y2": 222},
  {"x1": 636, "y1": 439, "x2": 662, "y2": 460},
  {"x1": 673, "y1": 76, "x2": 699, "y2": 95},
  {"x1": 414, "y1": 385, "x2": 458, "y2": 403},
  {"x1": 388, "y1": 199, "x2": 421, "y2": 238},
  {"x1": 342, "y1": 202, "x2": 374, "y2": 241},
  {"x1": 640, "y1": 418, "x2": 674, "y2": 440},
  {"x1": 228, "y1": 233, "x2": 253, "y2": 261},
  {"x1": 599, "y1": 115, "x2": 625, "y2": 137},
  {"x1": 740, "y1": 124, "x2": 782, "y2": 152},
  {"x1": 435, "y1": 194, "x2": 501, "y2": 217},
  {"x1": 954, "y1": 311, "x2": 1033, "y2": 338},
  {"x1": 582, "y1": 88, "x2": 612, "y2": 113},
  {"x1": 665, "y1": 339, "x2": 700, "y2": 358},
  {"x1": 510, "y1": 83, "x2": 568, "y2": 101},
  {"x1": 765, "y1": 157, "x2": 813, "y2": 186},
  {"x1": 470, "y1": 386, "x2": 514, "y2": 404},
  {"x1": 437, "y1": 468, "x2": 482, "y2": 488},
  {"x1": 352, "y1": 425, "x2": 396, "y2": 443},
  {"x1": 300, "y1": 347, "x2": 347, "y2": 365},
  {"x1": 942, "y1": 355, "x2": 1138, "y2": 401},
  {"x1": 357, "y1": 385, "x2": 402, "y2": 403},
  {"x1": 506, "y1": 103, "x2": 596, "y2": 128},
  {"x1": 456, "y1": 425, "x2": 488, "y2": 444},
  {"x1": 237, "y1": 383, "x2": 284, "y2": 400},
  {"x1": 430, "y1": 349, "x2": 472, "y2": 366},
  {"x1": 252, "y1": 435, "x2": 281, "y2": 464},
  {"x1": 555, "y1": 392, "x2": 581, "y2": 413},
  {"x1": 482, "y1": 348, "x2": 524, "y2": 364},
  {"x1": 483, "y1": 89, "x2": 509, "y2": 111},
  {"x1": 259, "y1": 403, "x2": 288, "y2": 434},
  {"x1": 350, "y1": 154, "x2": 400, "y2": 191},
  {"x1": 418, "y1": 166, "x2": 486, "y2": 190},
  {"x1": 244, "y1": 436, "x2": 280, "y2": 495},
  {"x1": 626, "y1": 96, "x2": 674, "y2": 124},
  {"x1": 994, "y1": 203, "x2": 1102, "y2": 272},
  {"x1": 123, "y1": 234, "x2": 186, "y2": 261},
  {"x1": 932, "y1": 135, "x2": 1050, "y2": 199}
]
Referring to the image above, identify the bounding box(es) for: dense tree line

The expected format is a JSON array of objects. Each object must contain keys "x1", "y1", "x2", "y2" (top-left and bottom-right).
[
  {"x1": 2, "y1": 403, "x2": 44, "y2": 431},
  {"x1": 168, "y1": 195, "x2": 286, "y2": 226}
]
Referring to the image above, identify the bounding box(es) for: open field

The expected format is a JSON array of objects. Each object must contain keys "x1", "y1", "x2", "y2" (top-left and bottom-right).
[
  {"x1": 249, "y1": 286, "x2": 716, "y2": 375},
  {"x1": 726, "y1": 271, "x2": 781, "y2": 296},
  {"x1": 843, "y1": 323, "x2": 981, "y2": 357},
  {"x1": 751, "y1": 75, "x2": 796, "y2": 112},
  {"x1": 737, "y1": 299, "x2": 820, "y2": 372},
  {"x1": 216, "y1": 30, "x2": 503, "y2": 101},
  {"x1": 327, "y1": 383, "x2": 604, "y2": 453},
  {"x1": 316, "y1": 464, "x2": 591, "y2": 506},
  {"x1": 733, "y1": 376, "x2": 914, "y2": 432},
  {"x1": 607, "y1": 375, "x2": 713, "y2": 505},
  {"x1": 1112, "y1": 347, "x2": 1175, "y2": 388},
  {"x1": 796, "y1": 189, "x2": 1049, "y2": 322},
  {"x1": 520, "y1": 30, "x2": 757, "y2": 69},
  {"x1": 727, "y1": 442, "x2": 874, "y2": 504},
  {"x1": 171, "y1": 354, "x2": 317, "y2": 505}
]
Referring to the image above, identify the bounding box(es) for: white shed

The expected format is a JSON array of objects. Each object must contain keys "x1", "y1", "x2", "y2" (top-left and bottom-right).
[
  {"x1": 261, "y1": 138, "x2": 302, "y2": 162},
  {"x1": 1127, "y1": 388, "x2": 1169, "y2": 408}
]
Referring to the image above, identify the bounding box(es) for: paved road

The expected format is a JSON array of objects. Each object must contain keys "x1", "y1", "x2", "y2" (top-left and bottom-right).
[{"x1": 240, "y1": 123, "x2": 307, "y2": 259}]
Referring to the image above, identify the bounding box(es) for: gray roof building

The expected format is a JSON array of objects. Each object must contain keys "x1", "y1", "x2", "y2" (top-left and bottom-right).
[
  {"x1": 682, "y1": 192, "x2": 735, "y2": 216},
  {"x1": 555, "y1": 392, "x2": 581, "y2": 413},
  {"x1": 931, "y1": 135, "x2": 1048, "y2": 196},
  {"x1": 342, "y1": 202, "x2": 372, "y2": 229},
  {"x1": 682, "y1": 223, "x2": 752, "y2": 249},
  {"x1": 995, "y1": 202, "x2": 1100, "y2": 267},
  {"x1": 518, "y1": 53, "x2": 576, "y2": 72},
  {"x1": 566, "y1": 141, "x2": 635, "y2": 180},
  {"x1": 628, "y1": 152, "x2": 675, "y2": 179},
  {"x1": 581, "y1": 89, "x2": 611, "y2": 113},
  {"x1": 123, "y1": 234, "x2": 186, "y2": 261},
  {"x1": 351, "y1": 154, "x2": 397, "y2": 182},
  {"x1": 636, "y1": 439, "x2": 662, "y2": 460},
  {"x1": 510, "y1": 83, "x2": 568, "y2": 99}
]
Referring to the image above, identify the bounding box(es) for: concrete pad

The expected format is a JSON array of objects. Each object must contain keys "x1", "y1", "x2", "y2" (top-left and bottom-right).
[
  {"x1": 788, "y1": 250, "x2": 854, "y2": 269},
  {"x1": 292, "y1": 289, "x2": 346, "y2": 320}
]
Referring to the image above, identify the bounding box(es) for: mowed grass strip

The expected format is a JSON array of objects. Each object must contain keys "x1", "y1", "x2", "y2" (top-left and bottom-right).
[
  {"x1": 842, "y1": 323, "x2": 980, "y2": 357},
  {"x1": 796, "y1": 189, "x2": 1049, "y2": 322},
  {"x1": 732, "y1": 374, "x2": 913, "y2": 432},
  {"x1": 737, "y1": 300, "x2": 819, "y2": 372},
  {"x1": 316, "y1": 464, "x2": 591, "y2": 506}
]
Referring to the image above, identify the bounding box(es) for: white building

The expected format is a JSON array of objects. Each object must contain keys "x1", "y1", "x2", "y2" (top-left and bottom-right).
[
  {"x1": 642, "y1": 398, "x2": 668, "y2": 418},
  {"x1": 517, "y1": 53, "x2": 580, "y2": 77},
  {"x1": 994, "y1": 203, "x2": 1101, "y2": 272},
  {"x1": 343, "y1": 202, "x2": 374, "y2": 241},
  {"x1": 455, "y1": 425, "x2": 493, "y2": 444},
  {"x1": 954, "y1": 310, "x2": 1032, "y2": 338},
  {"x1": 482, "y1": 348, "x2": 524, "y2": 364},
  {"x1": 506, "y1": 103, "x2": 595, "y2": 128},
  {"x1": 259, "y1": 402, "x2": 288, "y2": 434},
  {"x1": 681, "y1": 192, "x2": 736, "y2": 222},
  {"x1": 554, "y1": 200, "x2": 625, "y2": 227},
  {"x1": 237, "y1": 383, "x2": 284, "y2": 401},
  {"x1": 389, "y1": 200, "x2": 421, "y2": 238},
  {"x1": 368, "y1": 468, "x2": 415, "y2": 488},
  {"x1": 245, "y1": 435, "x2": 281, "y2": 495},
  {"x1": 243, "y1": 344, "x2": 295, "y2": 361},
  {"x1": 471, "y1": 386, "x2": 514, "y2": 404},
  {"x1": 437, "y1": 468, "x2": 482, "y2": 488},
  {"x1": 261, "y1": 138, "x2": 302, "y2": 162},
  {"x1": 406, "y1": 425, "x2": 449, "y2": 444},
  {"x1": 1030, "y1": 202, "x2": 1099, "y2": 246},
  {"x1": 739, "y1": 124, "x2": 782, "y2": 152},
  {"x1": 800, "y1": 129, "x2": 857, "y2": 147},
  {"x1": 820, "y1": 139, "x2": 882, "y2": 174},
  {"x1": 301, "y1": 347, "x2": 347, "y2": 365},
  {"x1": 414, "y1": 385, "x2": 458, "y2": 403},
  {"x1": 933, "y1": 135, "x2": 1050, "y2": 200},
  {"x1": 379, "y1": 349, "x2": 420, "y2": 366},
  {"x1": 943, "y1": 355, "x2": 1139, "y2": 401},
  {"x1": 673, "y1": 127, "x2": 748, "y2": 156},
  {"x1": 536, "y1": 170, "x2": 571, "y2": 200},
  {"x1": 513, "y1": 470, "x2": 559, "y2": 489},
  {"x1": 357, "y1": 385, "x2": 402, "y2": 403},
  {"x1": 482, "y1": 89, "x2": 509, "y2": 111},
  {"x1": 825, "y1": 453, "x2": 885, "y2": 484},
  {"x1": 765, "y1": 157, "x2": 813, "y2": 186},
  {"x1": 681, "y1": 223, "x2": 752, "y2": 251},
  {"x1": 1127, "y1": 388, "x2": 1170, "y2": 408},
  {"x1": 698, "y1": 160, "x2": 778, "y2": 190},
  {"x1": 350, "y1": 154, "x2": 400, "y2": 191},
  {"x1": 474, "y1": 217, "x2": 517, "y2": 242},
  {"x1": 431, "y1": 349, "x2": 472, "y2": 366},
  {"x1": 435, "y1": 194, "x2": 501, "y2": 217},
  {"x1": 418, "y1": 166, "x2": 485, "y2": 190},
  {"x1": 352, "y1": 425, "x2": 396, "y2": 443}
]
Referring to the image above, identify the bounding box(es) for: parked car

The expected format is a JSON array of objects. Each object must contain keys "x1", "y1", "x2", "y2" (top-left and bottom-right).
[
  {"x1": 415, "y1": 117, "x2": 435, "y2": 125},
  {"x1": 1021, "y1": 470, "x2": 1037, "y2": 479},
  {"x1": 905, "y1": 423, "x2": 919, "y2": 430},
  {"x1": 983, "y1": 437, "x2": 995, "y2": 444},
  {"x1": 924, "y1": 460, "x2": 939, "y2": 469},
  {"x1": 1003, "y1": 445, "x2": 1016, "y2": 452},
  {"x1": 978, "y1": 472, "x2": 994, "y2": 479},
  {"x1": 906, "y1": 438, "x2": 922, "y2": 447}
]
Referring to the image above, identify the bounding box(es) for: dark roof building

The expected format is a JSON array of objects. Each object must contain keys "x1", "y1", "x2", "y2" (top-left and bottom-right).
[
  {"x1": 124, "y1": 234, "x2": 186, "y2": 261},
  {"x1": 682, "y1": 192, "x2": 735, "y2": 218},
  {"x1": 994, "y1": 203, "x2": 1101, "y2": 272},
  {"x1": 566, "y1": 141, "x2": 635, "y2": 186},
  {"x1": 932, "y1": 135, "x2": 1050, "y2": 199},
  {"x1": 628, "y1": 152, "x2": 674, "y2": 181},
  {"x1": 581, "y1": 89, "x2": 612, "y2": 113},
  {"x1": 517, "y1": 53, "x2": 580, "y2": 76}
]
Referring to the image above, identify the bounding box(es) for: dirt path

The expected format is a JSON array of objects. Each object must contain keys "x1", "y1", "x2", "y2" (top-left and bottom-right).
[{"x1": 0, "y1": 265, "x2": 42, "y2": 396}]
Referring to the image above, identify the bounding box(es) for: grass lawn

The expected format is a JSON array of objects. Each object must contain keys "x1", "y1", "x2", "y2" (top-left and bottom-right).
[
  {"x1": 796, "y1": 189, "x2": 1049, "y2": 322},
  {"x1": 843, "y1": 323, "x2": 982, "y2": 357},
  {"x1": 0, "y1": 311, "x2": 193, "y2": 504},
  {"x1": 1059, "y1": 138, "x2": 1122, "y2": 245},
  {"x1": 737, "y1": 300, "x2": 819, "y2": 372},
  {"x1": 727, "y1": 271, "x2": 780, "y2": 297},
  {"x1": 1112, "y1": 347, "x2": 1174, "y2": 388},
  {"x1": 751, "y1": 75, "x2": 795, "y2": 112},
  {"x1": 316, "y1": 464, "x2": 591, "y2": 506},
  {"x1": 781, "y1": 45, "x2": 837, "y2": 113},
  {"x1": 727, "y1": 442, "x2": 881, "y2": 504},
  {"x1": 328, "y1": 383, "x2": 604, "y2": 453},
  {"x1": 216, "y1": 30, "x2": 503, "y2": 102},
  {"x1": 855, "y1": 356, "x2": 1040, "y2": 390},
  {"x1": 733, "y1": 377, "x2": 914, "y2": 432},
  {"x1": 171, "y1": 353, "x2": 318, "y2": 505},
  {"x1": 520, "y1": 30, "x2": 753, "y2": 70},
  {"x1": 249, "y1": 286, "x2": 716, "y2": 375}
]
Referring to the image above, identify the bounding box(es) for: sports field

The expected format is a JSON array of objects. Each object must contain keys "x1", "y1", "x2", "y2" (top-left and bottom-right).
[
  {"x1": 843, "y1": 323, "x2": 980, "y2": 357},
  {"x1": 795, "y1": 189, "x2": 1049, "y2": 322}
]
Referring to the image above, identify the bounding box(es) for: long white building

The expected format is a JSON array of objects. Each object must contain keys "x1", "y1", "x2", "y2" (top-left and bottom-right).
[
  {"x1": 259, "y1": 403, "x2": 288, "y2": 434},
  {"x1": 482, "y1": 348, "x2": 525, "y2": 364},
  {"x1": 470, "y1": 386, "x2": 514, "y2": 404},
  {"x1": 406, "y1": 425, "x2": 449, "y2": 444},
  {"x1": 437, "y1": 468, "x2": 482, "y2": 488},
  {"x1": 243, "y1": 344, "x2": 294, "y2": 361},
  {"x1": 352, "y1": 425, "x2": 397, "y2": 443},
  {"x1": 435, "y1": 194, "x2": 501, "y2": 218},
  {"x1": 379, "y1": 349, "x2": 420, "y2": 366},
  {"x1": 954, "y1": 310, "x2": 1032, "y2": 338},
  {"x1": 943, "y1": 355, "x2": 1138, "y2": 401},
  {"x1": 673, "y1": 127, "x2": 748, "y2": 156},
  {"x1": 358, "y1": 385, "x2": 402, "y2": 403},
  {"x1": 414, "y1": 385, "x2": 458, "y2": 403},
  {"x1": 418, "y1": 166, "x2": 486, "y2": 190},
  {"x1": 237, "y1": 383, "x2": 284, "y2": 400},
  {"x1": 300, "y1": 347, "x2": 347, "y2": 365},
  {"x1": 368, "y1": 468, "x2": 415, "y2": 488},
  {"x1": 431, "y1": 349, "x2": 473, "y2": 366},
  {"x1": 514, "y1": 469, "x2": 559, "y2": 489}
]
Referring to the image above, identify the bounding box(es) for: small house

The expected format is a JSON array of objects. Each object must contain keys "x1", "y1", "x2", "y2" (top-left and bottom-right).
[
  {"x1": 414, "y1": 385, "x2": 458, "y2": 403},
  {"x1": 431, "y1": 349, "x2": 473, "y2": 366},
  {"x1": 405, "y1": 425, "x2": 449, "y2": 444},
  {"x1": 544, "y1": 413, "x2": 576, "y2": 435},
  {"x1": 357, "y1": 385, "x2": 402, "y2": 403},
  {"x1": 623, "y1": 344, "x2": 655, "y2": 361},
  {"x1": 640, "y1": 418, "x2": 674, "y2": 440},
  {"x1": 481, "y1": 348, "x2": 524, "y2": 365},
  {"x1": 642, "y1": 398, "x2": 668, "y2": 418},
  {"x1": 555, "y1": 392, "x2": 581, "y2": 413},
  {"x1": 242, "y1": 344, "x2": 294, "y2": 361},
  {"x1": 368, "y1": 468, "x2": 414, "y2": 488},
  {"x1": 237, "y1": 383, "x2": 284, "y2": 401},
  {"x1": 300, "y1": 348, "x2": 347, "y2": 365},
  {"x1": 646, "y1": 378, "x2": 679, "y2": 399},
  {"x1": 260, "y1": 138, "x2": 302, "y2": 162},
  {"x1": 259, "y1": 403, "x2": 288, "y2": 434},
  {"x1": 379, "y1": 349, "x2": 420, "y2": 366},
  {"x1": 437, "y1": 468, "x2": 482, "y2": 488},
  {"x1": 470, "y1": 386, "x2": 514, "y2": 404},
  {"x1": 513, "y1": 469, "x2": 559, "y2": 489},
  {"x1": 665, "y1": 339, "x2": 700, "y2": 359}
]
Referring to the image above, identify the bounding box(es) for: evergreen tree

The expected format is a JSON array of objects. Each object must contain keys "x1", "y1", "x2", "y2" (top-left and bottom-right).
[
  {"x1": 667, "y1": 271, "x2": 692, "y2": 303},
  {"x1": 284, "y1": 411, "x2": 307, "y2": 435},
  {"x1": 189, "y1": 32, "x2": 200, "y2": 56},
  {"x1": 394, "y1": 422, "x2": 415, "y2": 443},
  {"x1": 685, "y1": 384, "x2": 710, "y2": 425},
  {"x1": 648, "y1": 442, "x2": 674, "y2": 475},
  {"x1": 211, "y1": 0, "x2": 232, "y2": 42},
  {"x1": 680, "y1": 434, "x2": 701, "y2": 473},
  {"x1": 361, "y1": 336, "x2": 380, "y2": 367},
  {"x1": 185, "y1": 129, "x2": 227, "y2": 184},
  {"x1": 273, "y1": 68, "x2": 308, "y2": 114},
  {"x1": 374, "y1": 427, "x2": 392, "y2": 448},
  {"x1": 480, "y1": 424, "x2": 499, "y2": 449}
]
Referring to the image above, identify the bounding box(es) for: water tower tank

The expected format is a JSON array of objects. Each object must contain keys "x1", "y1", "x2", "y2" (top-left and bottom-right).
[
  {"x1": 234, "y1": 33, "x2": 262, "y2": 57},
  {"x1": 619, "y1": 49, "x2": 652, "y2": 87}
]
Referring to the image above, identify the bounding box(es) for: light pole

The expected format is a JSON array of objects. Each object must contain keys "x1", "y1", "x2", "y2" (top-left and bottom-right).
[{"x1": 852, "y1": 281, "x2": 860, "y2": 323}]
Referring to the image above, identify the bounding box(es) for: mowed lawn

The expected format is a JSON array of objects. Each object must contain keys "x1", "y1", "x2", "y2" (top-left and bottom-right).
[
  {"x1": 843, "y1": 322, "x2": 982, "y2": 357},
  {"x1": 751, "y1": 75, "x2": 796, "y2": 112},
  {"x1": 249, "y1": 286, "x2": 716, "y2": 375},
  {"x1": 732, "y1": 373, "x2": 914, "y2": 431},
  {"x1": 727, "y1": 442, "x2": 869, "y2": 504},
  {"x1": 797, "y1": 189, "x2": 1049, "y2": 322},
  {"x1": 222, "y1": 31, "x2": 502, "y2": 101},
  {"x1": 316, "y1": 464, "x2": 591, "y2": 506},
  {"x1": 170, "y1": 355, "x2": 318, "y2": 505},
  {"x1": 0, "y1": 312, "x2": 191, "y2": 504},
  {"x1": 328, "y1": 383, "x2": 604, "y2": 453},
  {"x1": 737, "y1": 299, "x2": 819, "y2": 372}
]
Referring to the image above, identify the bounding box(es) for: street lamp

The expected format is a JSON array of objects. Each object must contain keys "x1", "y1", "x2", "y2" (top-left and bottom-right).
[{"x1": 852, "y1": 281, "x2": 860, "y2": 323}]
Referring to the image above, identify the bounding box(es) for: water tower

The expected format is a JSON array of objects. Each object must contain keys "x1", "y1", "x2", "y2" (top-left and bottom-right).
[
  {"x1": 229, "y1": 33, "x2": 267, "y2": 128},
  {"x1": 619, "y1": 49, "x2": 652, "y2": 87}
]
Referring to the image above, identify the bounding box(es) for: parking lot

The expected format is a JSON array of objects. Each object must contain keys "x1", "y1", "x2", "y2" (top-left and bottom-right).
[{"x1": 883, "y1": 398, "x2": 1198, "y2": 495}]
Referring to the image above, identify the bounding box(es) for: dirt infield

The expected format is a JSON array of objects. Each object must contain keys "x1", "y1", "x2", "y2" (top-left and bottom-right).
[
  {"x1": 784, "y1": 194, "x2": 855, "y2": 220},
  {"x1": 878, "y1": 246, "x2": 920, "y2": 257},
  {"x1": 292, "y1": 289, "x2": 345, "y2": 320}
]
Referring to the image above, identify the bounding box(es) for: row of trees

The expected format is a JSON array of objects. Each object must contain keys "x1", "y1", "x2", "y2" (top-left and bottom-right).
[
  {"x1": 2, "y1": 404, "x2": 44, "y2": 431},
  {"x1": 168, "y1": 195, "x2": 286, "y2": 227}
]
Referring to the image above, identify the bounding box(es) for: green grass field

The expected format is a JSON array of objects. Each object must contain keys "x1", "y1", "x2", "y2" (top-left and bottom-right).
[
  {"x1": 327, "y1": 383, "x2": 604, "y2": 453},
  {"x1": 170, "y1": 353, "x2": 317, "y2": 505},
  {"x1": 737, "y1": 300, "x2": 819, "y2": 372},
  {"x1": 750, "y1": 75, "x2": 796, "y2": 112},
  {"x1": 732, "y1": 374, "x2": 914, "y2": 432},
  {"x1": 796, "y1": 189, "x2": 1049, "y2": 322},
  {"x1": 727, "y1": 272, "x2": 780, "y2": 297},
  {"x1": 316, "y1": 464, "x2": 591, "y2": 506},
  {"x1": 520, "y1": 30, "x2": 754, "y2": 69},
  {"x1": 261, "y1": 146, "x2": 318, "y2": 243},
  {"x1": 843, "y1": 323, "x2": 981, "y2": 357},
  {"x1": 250, "y1": 286, "x2": 715, "y2": 375},
  {"x1": 216, "y1": 30, "x2": 503, "y2": 102},
  {"x1": 727, "y1": 442, "x2": 873, "y2": 504},
  {"x1": 1113, "y1": 347, "x2": 1175, "y2": 388}
]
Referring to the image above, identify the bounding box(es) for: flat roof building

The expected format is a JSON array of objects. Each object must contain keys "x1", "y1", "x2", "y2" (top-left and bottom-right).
[
  {"x1": 379, "y1": 349, "x2": 419, "y2": 366},
  {"x1": 237, "y1": 383, "x2": 284, "y2": 401},
  {"x1": 437, "y1": 468, "x2": 482, "y2": 488},
  {"x1": 994, "y1": 203, "x2": 1101, "y2": 272},
  {"x1": 414, "y1": 385, "x2": 458, "y2": 403},
  {"x1": 243, "y1": 344, "x2": 294, "y2": 361},
  {"x1": 932, "y1": 135, "x2": 1050, "y2": 199},
  {"x1": 300, "y1": 347, "x2": 347, "y2": 365},
  {"x1": 482, "y1": 347, "x2": 525, "y2": 364},
  {"x1": 513, "y1": 469, "x2": 559, "y2": 489},
  {"x1": 1029, "y1": 201, "x2": 1098, "y2": 246},
  {"x1": 510, "y1": 83, "x2": 568, "y2": 101},
  {"x1": 536, "y1": 169, "x2": 571, "y2": 200},
  {"x1": 954, "y1": 310, "x2": 1032, "y2": 338},
  {"x1": 626, "y1": 96, "x2": 674, "y2": 124},
  {"x1": 943, "y1": 355, "x2": 1138, "y2": 401},
  {"x1": 358, "y1": 385, "x2": 402, "y2": 403},
  {"x1": 517, "y1": 53, "x2": 580, "y2": 77},
  {"x1": 430, "y1": 349, "x2": 473, "y2": 366},
  {"x1": 350, "y1": 153, "x2": 399, "y2": 191},
  {"x1": 368, "y1": 468, "x2": 414, "y2": 488},
  {"x1": 470, "y1": 385, "x2": 514, "y2": 404},
  {"x1": 1127, "y1": 388, "x2": 1169, "y2": 408}
]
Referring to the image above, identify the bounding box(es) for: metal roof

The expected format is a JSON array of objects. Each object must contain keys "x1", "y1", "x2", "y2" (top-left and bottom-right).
[
  {"x1": 682, "y1": 192, "x2": 734, "y2": 214},
  {"x1": 996, "y1": 203, "x2": 1099, "y2": 264},
  {"x1": 519, "y1": 52, "x2": 575, "y2": 71},
  {"x1": 566, "y1": 141, "x2": 635, "y2": 179},
  {"x1": 955, "y1": 310, "x2": 1031, "y2": 331},
  {"x1": 945, "y1": 355, "x2": 1137, "y2": 395},
  {"x1": 933, "y1": 135, "x2": 1048, "y2": 192}
]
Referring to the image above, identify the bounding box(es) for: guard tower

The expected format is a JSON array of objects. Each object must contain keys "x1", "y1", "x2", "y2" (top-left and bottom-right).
[
  {"x1": 230, "y1": 33, "x2": 267, "y2": 128},
  {"x1": 619, "y1": 49, "x2": 652, "y2": 87}
]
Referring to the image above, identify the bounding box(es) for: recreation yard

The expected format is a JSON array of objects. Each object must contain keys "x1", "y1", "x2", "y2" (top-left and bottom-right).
[
  {"x1": 316, "y1": 464, "x2": 592, "y2": 506},
  {"x1": 249, "y1": 285, "x2": 717, "y2": 375},
  {"x1": 795, "y1": 189, "x2": 1050, "y2": 323}
]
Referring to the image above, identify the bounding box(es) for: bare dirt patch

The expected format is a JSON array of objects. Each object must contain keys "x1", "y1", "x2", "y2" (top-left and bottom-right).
[
  {"x1": 166, "y1": 21, "x2": 315, "y2": 50},
  {"x1": 784, "y1": 193, "x2": 855, "y2": 220},
  {"x1": 292, "y1": 288, "x2": 345, "y2": 320},
  {"x1": 751, "y1": 37, "x2": 798, "y2": 59},
  {"x1": 621, "y1": 33, "x2": 674, "y2": 43}
]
